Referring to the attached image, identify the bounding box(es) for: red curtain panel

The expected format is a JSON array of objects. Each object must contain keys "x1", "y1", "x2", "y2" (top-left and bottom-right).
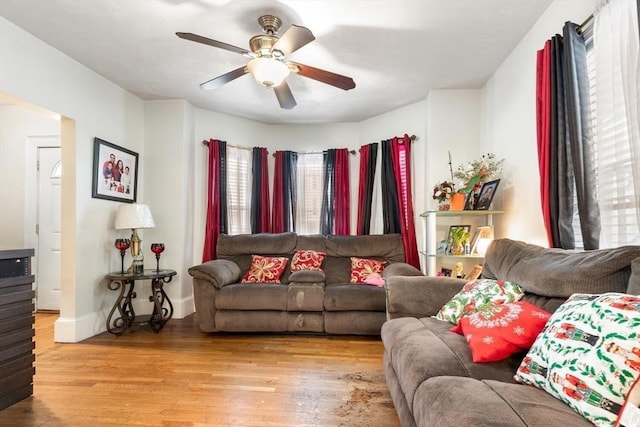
[
  {"x1": 202, "y1": 139, "x2": 222, "y2": 262},
  {"x1": 536, "y1": 40, "x2": 553, "y2": 247}
]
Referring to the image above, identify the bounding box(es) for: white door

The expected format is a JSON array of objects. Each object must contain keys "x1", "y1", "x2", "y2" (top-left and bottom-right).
[{"x1": 37, "y1": 147, "x2": 62, "y2": 311}]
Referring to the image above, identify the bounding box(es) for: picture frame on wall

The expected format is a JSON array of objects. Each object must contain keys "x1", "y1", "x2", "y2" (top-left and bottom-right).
[
  {"x1": 475, "y1": 179, "x2": 500, "y2": 210},
  {"x1": 92, "y1": 137, "x2": 138, "y2": 203}
]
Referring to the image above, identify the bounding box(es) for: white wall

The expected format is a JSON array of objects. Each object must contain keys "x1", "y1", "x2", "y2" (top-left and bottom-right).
[
  {"x1": 143, "y1": 100, "x2": 195, "y2": 318},
  {"x1": 481, "y1": 0, "x2": 598, "y2": 245},
  {"x1": 1, "y1": 17, "x2": 145, "y2": 342}
]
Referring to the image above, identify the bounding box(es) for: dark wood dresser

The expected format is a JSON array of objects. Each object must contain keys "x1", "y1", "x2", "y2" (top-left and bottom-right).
[{"x1": 0, "y1": 249, "x2": 35, "y2": 410}]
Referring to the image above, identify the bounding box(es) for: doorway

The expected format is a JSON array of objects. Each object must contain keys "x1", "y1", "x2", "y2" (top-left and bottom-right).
[{"x1": 25, "y1": 136, "x2": 62, "y2": 311}]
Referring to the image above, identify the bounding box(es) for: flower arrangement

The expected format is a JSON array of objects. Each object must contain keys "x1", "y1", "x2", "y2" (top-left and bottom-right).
[
  {"x1": 454, "y1": 153, "x2": 504, "y2": 194},
  {"x1": 432, "y1": 181, "x2": 455, "y2": 203}
]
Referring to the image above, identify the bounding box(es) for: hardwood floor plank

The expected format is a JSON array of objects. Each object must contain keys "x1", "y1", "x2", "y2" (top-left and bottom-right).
[{"x1": 0, "y1": 313, "x2": 400, "y2": 426}]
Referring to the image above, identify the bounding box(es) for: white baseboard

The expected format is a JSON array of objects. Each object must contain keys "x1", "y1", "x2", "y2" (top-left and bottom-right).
[
  {"x1": 53, "y1": 295, "x2": 194, "y2": 342},
  {"x1": 54, "y1": 312, "x2": 101, "y2": 343}
]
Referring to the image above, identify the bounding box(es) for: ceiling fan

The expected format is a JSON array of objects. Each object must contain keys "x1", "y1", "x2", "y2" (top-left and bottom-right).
[{"x1": 176, "y1": 15, "x2": 356, "y2": 110}]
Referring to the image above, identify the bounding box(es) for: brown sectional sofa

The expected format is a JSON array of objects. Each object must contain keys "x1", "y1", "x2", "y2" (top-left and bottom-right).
[
  {"x1": 382, "y1": 238, "x2": 640, "y2": 427},
  {"x1": 188, "y1": 232, "x2": 421, "y2": 335}
]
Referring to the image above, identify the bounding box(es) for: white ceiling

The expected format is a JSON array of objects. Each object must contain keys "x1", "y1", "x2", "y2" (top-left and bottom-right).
[{"x1": 0, "y1": 0, "x2": 552, "y2": 124}]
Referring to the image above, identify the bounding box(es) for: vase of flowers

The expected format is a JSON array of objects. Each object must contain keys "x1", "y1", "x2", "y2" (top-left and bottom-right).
[
  {"x1": 454, "y1": 153, "x2": 504, "y2": 209},
  {"x1": 432, "y1": 181, "x2": 454, "y2": 210}
]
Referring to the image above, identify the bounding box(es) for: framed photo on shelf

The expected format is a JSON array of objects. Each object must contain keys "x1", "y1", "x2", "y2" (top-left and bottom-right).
[
  {"x1": 475, "y1": 179, "x2": 500, "y2": 210},
  {"x1": 92, "y1": 137, "x2": 138, "y2": 203},
  {"x1": 440, "y1": 267, "x2": 452, "y2": 277},
  {"x1": 463, "y1": 192, "x2": 476, "y2": 210},
  {"x1": 445, "y1": 224, "x2": 471, "y2": 255},
  {"x1": 465, "y1": 264, "x2": 483, "y2": 280},
  {"x1": 470, "y1": 225, "x2": 495, "y2": 255}
]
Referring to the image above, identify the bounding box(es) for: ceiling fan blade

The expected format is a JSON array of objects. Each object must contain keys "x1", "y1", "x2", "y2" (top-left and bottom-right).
[
  {"x1": 176, "y1": 32, "x2": 252, "y2": 57},
  {"x1": 274, "y1": 81, "x2": 297, "y2": 109},
  {"x1": 272, "y1": 25, "x2": 315, "y2": 56},
  {"x1": 200, "y1": 66, "x2": 248, "y2": 90},
  {"x1": 289, "y1": 62, "x2": 356, "y2": 90}
]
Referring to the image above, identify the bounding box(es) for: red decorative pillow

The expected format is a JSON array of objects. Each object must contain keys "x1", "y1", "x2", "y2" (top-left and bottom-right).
[
  {"x1": 241, "y1": 255, "x2": 288, "y2": 284},
  {"x1": 350, "y1": 257, "x2": 386, "y2": 283},
  {"x1": 291, "y1": 250, "x2": 326, "y2": 272},
  {"x1": 451, "y1": 301, "x2": 551, "y2": 363}
]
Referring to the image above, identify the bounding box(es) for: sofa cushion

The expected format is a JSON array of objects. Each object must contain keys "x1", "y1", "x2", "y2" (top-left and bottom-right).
[
  {"x1": 515, "y1": 292, "x2": 640, "y2": 427},
  {"x1": 217, "y1": 232, "x2": 297, "y2": 257},
  {"x1": 215, "y1": 284, "x2": 288, "y2": 310},
  {"x1": 482, "y1": 239, "x2": 640, "y2": 297},
  {"x1": 381, "y1": 316, "x2": 523, "y2": 409},
  {"x1": 628, "y1": 257, "x2": 640, "y2": 295},
  {"x1": 435, "y1": 279, "x2": 524, "y2": 325},
  {"x1": 413, "y1": 377, "x2": 592, "y2": 427},
  {"x1": 349, "y1": 257, "x2": 386, "y2": 283},
  {"x1": 325, "y1": 233, "x2": 405, "y2": 262},
  {"x1": 241, "y1": 255, "x2": 288, "y2": 283},
  {"x1": 324, "y1": 283, "x2": 386, "y2": 311},
  {"x1": 451, "y1": 301, "x2": 551, "y2": 363}
]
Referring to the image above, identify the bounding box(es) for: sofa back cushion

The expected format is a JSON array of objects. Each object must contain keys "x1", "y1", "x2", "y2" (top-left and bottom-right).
[
  {"x1": 217, "y1": 233, "x2": 297, "y2": 283},
  {"x1": 483, "y1": 239, "x2": 640, "y2": 298},
  {"x1": 324, "y1": 234, "x2": 404, "y2": 285}
]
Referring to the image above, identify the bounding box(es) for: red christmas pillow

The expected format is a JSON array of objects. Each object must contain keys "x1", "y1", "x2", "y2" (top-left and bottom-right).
[
  {"x1": 350, "y1": 257, "x2": 386, "y2": 283},
  {"x1": 291, "y1": 250, "x2": 326, "y2": 272},
  {"x1": 451, "y1": 301, "x2": 551, "y2": 363},
  {"x1": 241, "y1": 255, "x2": 288, "y2": 284}
]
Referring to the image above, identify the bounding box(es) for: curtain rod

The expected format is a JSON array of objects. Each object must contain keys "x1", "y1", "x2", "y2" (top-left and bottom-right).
[
  {"x1": 201, "y1": 140, "x2": 254, "y2": 151},
  {"x1": 271, "y1": 149, "x2": 357, "y2": 157}
]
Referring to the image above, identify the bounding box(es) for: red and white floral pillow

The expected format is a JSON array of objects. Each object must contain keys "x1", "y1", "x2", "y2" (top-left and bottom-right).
[
  {"x1": 451, "y1": 301, "x2": 551, "y2": 363},
  {"x1": 350, "y1": 257, "x2": 386, "y2": 283},
  {"x1": 291, "y1": 250, "x2": 326, "y2": 272},
  {"x1": 240, "y1": 255, "x2": 288, "y2": 284},
  {"x1": 435, "y1": 279, "x2": 525, "y2": 325}
]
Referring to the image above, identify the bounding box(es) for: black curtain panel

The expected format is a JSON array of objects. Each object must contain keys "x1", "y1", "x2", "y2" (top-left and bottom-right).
[
  {"x1": 321, "y1": 149, "x2": 336, "y2": 235},
  {"x1": 282, "y1": 151, "x2": 298, "y2": 232},
  {"x1": 218, "y1": 140, "x2": 228, "y2": 234},
  {"x1": 381, "y1": 140, "x2": 401, "y2": 234},
  {"x1": 361, "y1": 143, "x2": 378, "y2": 235},
  {"x1": 562, "y1": 22, "x2": 600, "y2": 250},
  {"x1": 250, "y1": 147, "x2": 262, "y2": 233}
]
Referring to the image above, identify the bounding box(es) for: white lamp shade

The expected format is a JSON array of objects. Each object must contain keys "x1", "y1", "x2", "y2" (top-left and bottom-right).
[
  {"x1": 115, "y1": 203, "x2": 155, "y2": 230},
  {"x1": 247, "y1": 57, "x2": 289, "y2": 87}
]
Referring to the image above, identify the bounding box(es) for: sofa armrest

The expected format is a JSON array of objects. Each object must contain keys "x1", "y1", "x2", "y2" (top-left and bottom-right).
[
  {"x1": 385, "y1": 276, "x2": 467, "y2": 319},
  {"x1": 383, "y1": 262, "x2": 424, "y2": 278},
  {"x1": 289, "y1": 270, "x2": 326, "y2": 284},
  {"x1": 188, "y1": 259, "x2": 241, "y2": 290}
]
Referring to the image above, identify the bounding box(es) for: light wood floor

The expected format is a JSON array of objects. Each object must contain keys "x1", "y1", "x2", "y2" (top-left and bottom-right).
[{"x1": 0, "y1": 313, "x2": 400, "y2": 427}]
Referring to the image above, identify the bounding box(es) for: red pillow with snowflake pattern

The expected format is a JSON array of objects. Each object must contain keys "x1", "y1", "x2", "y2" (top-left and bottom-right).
[
  {"x1": 450, "y1": 301, "x2": 551, "y2": 363},
  {"x1": 240, "y1": 255, "x2": 289, "y2": 284},
  {"x1": 349, "y1": 257, "x2": 386, "y2": 283},
  {"x1": 291, "y1": 250, "x2": 326, "y2": 272}
]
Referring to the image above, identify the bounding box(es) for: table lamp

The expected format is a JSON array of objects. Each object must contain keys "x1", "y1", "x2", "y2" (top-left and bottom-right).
[{"x1": 115, "y1": 203, "x2": 155, "y2": 274}]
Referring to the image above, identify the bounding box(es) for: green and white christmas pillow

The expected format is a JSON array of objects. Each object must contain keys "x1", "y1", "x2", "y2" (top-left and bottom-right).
[
  {"x1": 435, "y1": 279, "x2": 524, "y2": 325},
  {"x1": 515, "y1": 293, "x2": 640, "y2": 427}
]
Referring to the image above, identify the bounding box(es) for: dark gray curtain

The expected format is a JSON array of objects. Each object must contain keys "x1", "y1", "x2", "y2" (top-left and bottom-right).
[
  {"x1": 320, "y1": 149, "x2": 336, "y2": 235},
  {"x1": 381, "y1": 140, "x2": 401, "y2": 234},
  {"x1": 563, "y1": 22, "x2": 600, "y2": 249},
  {"x1": 547, "y1": 23, "x2": 600, "y2": 249}
]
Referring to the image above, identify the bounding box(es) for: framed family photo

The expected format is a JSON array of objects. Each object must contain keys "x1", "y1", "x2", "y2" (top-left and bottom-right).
[
  {"x1": 92, "y1": 137, "x2": 138, "y2": 203},
  {"x1": 475, "y1": 179, "x2": 500, "y2": 210}
]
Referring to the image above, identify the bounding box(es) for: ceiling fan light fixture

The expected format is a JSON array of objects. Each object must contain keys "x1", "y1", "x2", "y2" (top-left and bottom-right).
[{"x1": 247, "y1": 57, "x2": 289, "y2": 87}]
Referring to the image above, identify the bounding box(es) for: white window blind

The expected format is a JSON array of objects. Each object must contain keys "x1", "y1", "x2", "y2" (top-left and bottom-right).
[
  {"x1": 226, "y1": 146, "x2": 252, "y2": 235},
  {"x1": 295, "y1": 153, "x2": 324, "y2": 235},
  {"x1": 585, "y1": 2, "x2": 640, "y2": 247}
]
